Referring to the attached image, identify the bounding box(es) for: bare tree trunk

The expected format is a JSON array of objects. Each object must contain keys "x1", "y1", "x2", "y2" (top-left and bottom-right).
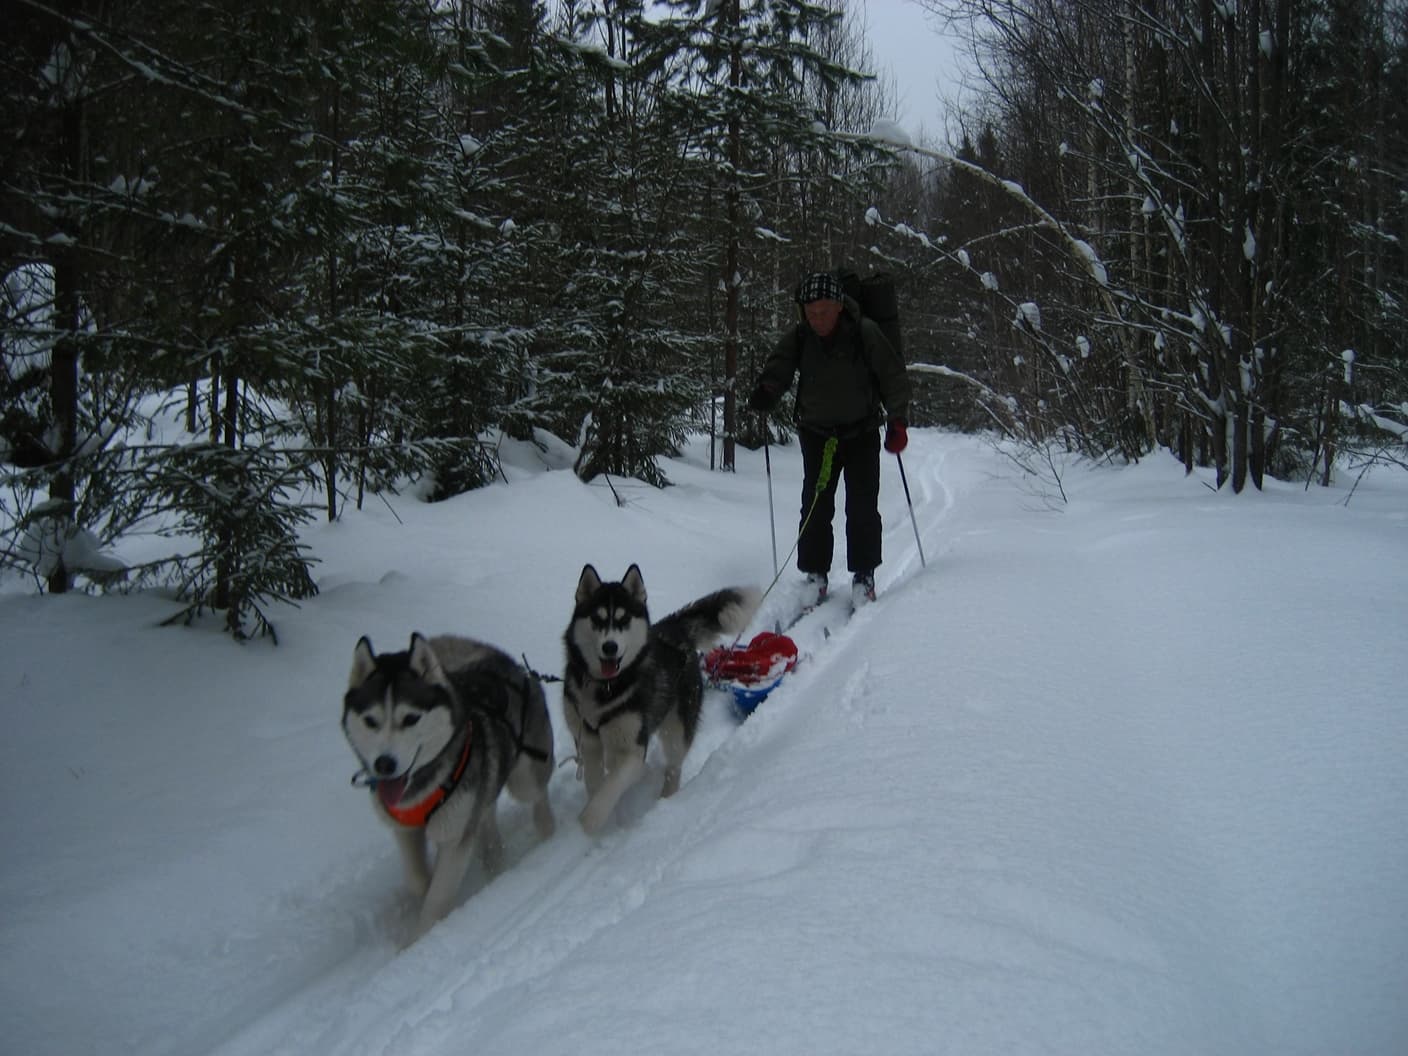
[
  {"x1": 1212, "y1": 406, "x2": 1228, "y2": 489},
  {"x1": 1250, "y1": 404, "x2": 1266, "y2": 484},
  {"x1": 209, "y1": 350, "x2": 222, "y2": 443},
  {"x1": 46, "y1": 79, "x2": 85, "y2": 595},
  {"x1": 323, "y1": 383, "x2": 338, "y2": 522},
  {"x1": 1320, "y1": 390, "x2": 1336, "y2": 488},
  {"x1": 323, "y1": 85, "x2": 342, "y2": 523},
  {"x1": 356, "y1": 373, "x2": 373, "y2": 512},
  {"x1": 48, "y1": 253, "x2": 79, "y2": 595},
  {"x1": 1232, "y1": 397, "x2": 1248, "y2": 493},
  {"x1": 214, "y1": 366, "x2": 239, "y2": 612},
  {"x1": 721, "y1": 0, "x2": 742, "y2": 472}
]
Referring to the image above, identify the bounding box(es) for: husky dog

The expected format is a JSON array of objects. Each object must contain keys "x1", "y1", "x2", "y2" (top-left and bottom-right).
[
  {"x1": 563, "y1": 564, "x2": 761, "y2": 834},
  {"x1": 343, "y1": 633, "x2": 555, "y2": 939}
]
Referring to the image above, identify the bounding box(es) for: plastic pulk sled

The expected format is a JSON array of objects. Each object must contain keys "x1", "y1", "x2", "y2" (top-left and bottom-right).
[{"x1": 704, "y1": 631, "x2": 799, "y2": 716}]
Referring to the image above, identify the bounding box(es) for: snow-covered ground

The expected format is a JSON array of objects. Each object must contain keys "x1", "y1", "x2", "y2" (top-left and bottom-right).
[{"x1": 3, "y1": 430, "x2": 1405, "y2": 1056}]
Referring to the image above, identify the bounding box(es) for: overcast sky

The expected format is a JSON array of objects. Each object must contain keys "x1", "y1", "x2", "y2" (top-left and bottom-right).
[{"x1": 860, "y1": 0, "x2": 968, "y2": 134}]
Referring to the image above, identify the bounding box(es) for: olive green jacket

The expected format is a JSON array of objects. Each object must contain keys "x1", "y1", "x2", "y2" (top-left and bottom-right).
[{"x1": 755, "y1": 297, "x2": 911, "y2": 435}]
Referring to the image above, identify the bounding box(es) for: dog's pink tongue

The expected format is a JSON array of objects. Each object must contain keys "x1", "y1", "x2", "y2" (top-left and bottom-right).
[
  {"x1": 601, "y1": 658, "x2": 620, "y2": 679},
  {"x1": 377, "y1": 776, "x2": 408, "y2": 808}
]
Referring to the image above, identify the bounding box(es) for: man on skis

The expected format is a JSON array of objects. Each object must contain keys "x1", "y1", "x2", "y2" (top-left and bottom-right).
[{"x1": 747, "y1": 271, "x2": 912, "y2": 607}]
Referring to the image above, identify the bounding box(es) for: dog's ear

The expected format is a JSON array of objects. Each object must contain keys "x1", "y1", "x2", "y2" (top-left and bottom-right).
[
  {"x1": 622, "y1": 563, "x2": 647, "y2": 604},
  {"x1": 576, "y1": 563, "x2": 602, "y2": 605},
  {"x1": 349, "y1": 636, "x2": 378, "y2": 689},
  {"x1": 407, "y1": 632, "x2": 450, "y2": 686}
]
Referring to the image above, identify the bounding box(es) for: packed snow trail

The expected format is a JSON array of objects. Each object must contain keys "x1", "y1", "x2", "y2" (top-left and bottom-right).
[
  {"x1": 213, "y1": 444, "x2": 948, "y2": 1056},
  {"x1": 5, "y1": 431, "x2": 1406, "y2": 1056}
]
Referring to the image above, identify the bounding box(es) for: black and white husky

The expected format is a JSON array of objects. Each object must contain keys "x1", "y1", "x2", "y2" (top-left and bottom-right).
[
  {"x1": 343, "y1": 633, "x2": 555, "y2": 940},
  {"x1": 563, "y1": 564, "x2": 761, "y2": 834}
]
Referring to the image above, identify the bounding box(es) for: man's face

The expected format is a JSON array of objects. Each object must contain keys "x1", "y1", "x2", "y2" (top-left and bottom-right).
[{"x1": 803, "y1": 298, "x2": 843, "y2": 338}]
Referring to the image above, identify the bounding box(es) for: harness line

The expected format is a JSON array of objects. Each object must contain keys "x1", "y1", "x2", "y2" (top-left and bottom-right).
[{"x1": 706, "y1": 435, "x2": 838, "y2": 680}]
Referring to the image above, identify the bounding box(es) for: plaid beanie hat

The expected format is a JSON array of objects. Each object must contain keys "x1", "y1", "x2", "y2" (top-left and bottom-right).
[{"x1": 796, "y1": 271, "x2": 843, "y2": 304}]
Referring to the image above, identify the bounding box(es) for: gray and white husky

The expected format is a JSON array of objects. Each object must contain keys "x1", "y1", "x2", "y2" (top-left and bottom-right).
[
  {"x1": 343, "y1": 633, "x2": 555, "y2": 939},
  {"x1": 563, "y1": 564, "x2": 760, "y2": 834}
]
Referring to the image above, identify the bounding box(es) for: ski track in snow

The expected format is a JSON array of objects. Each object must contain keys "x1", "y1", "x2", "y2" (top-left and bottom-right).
[
  {"x1": 226, "y1": 437, "x2": 1103, "y2": 1056},
  {"x1": 11, "y1": 430, "x2": 1406, "y2": 1056},
  {"x1": 215, "y1": 675, "x2": 860, "y2": 1055},
  {"x1": 213, "y1": 440, "x2": 958, "y2": 1055}
]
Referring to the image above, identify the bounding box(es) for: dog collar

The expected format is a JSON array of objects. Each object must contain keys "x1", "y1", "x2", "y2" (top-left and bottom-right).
[{"x1": 381, "y1": 727, "x2": 473, "y2": 828}]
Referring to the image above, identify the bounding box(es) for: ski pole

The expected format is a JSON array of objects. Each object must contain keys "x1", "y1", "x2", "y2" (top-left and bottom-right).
[
  {"x1": 764, "y1": 435, "x2": 778, "y2": 578},
  {"x1": 763, "y1": 435, "x2": 780, "y2": 633},
  {"x1": 751, "y1": 435, "x2": 836, "y2": 638},
  {"x1": 752, "y1": 435, "x2": 837, "y2": 607},
  {"x1": 894, "y1": 452, "x2": 926, "y2": 568}
]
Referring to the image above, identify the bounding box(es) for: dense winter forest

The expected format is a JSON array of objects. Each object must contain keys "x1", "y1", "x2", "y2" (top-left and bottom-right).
[{"x1": 3, "y1": 0, "x2": 1405, "y2": 638}]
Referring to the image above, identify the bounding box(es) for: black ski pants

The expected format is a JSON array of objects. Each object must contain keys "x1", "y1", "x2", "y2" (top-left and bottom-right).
[{"x1": 796, "y1": 425, "x2": 882, "y2": 576}]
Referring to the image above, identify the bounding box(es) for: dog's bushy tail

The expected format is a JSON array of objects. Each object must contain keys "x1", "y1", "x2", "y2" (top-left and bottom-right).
[{"x1": 657, "y1": 586, "x2": 762, "y2": 649}]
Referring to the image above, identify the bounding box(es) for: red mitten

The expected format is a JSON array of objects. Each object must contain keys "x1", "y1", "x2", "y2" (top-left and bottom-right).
[{"x1": 883, "y1": 419, "x2": 908, "y2": 454}]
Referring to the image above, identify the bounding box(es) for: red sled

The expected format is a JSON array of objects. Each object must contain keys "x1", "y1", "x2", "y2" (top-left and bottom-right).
[{"x1": 704, "y1": 631, "x2": 799, "y2": 716}]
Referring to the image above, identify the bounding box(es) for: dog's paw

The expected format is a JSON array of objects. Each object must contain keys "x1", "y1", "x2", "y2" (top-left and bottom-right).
[
  {"x1": 579, "y1": 800, "x2": 611, "y2": 836},
  {"x1": 480, "y1": 837, "x2": 505, "y2": 877},
  {"x1": 534, "y1": 800, "x2": 557, "y2": 839},
  {"x1": 406, "y1": 917, "x2": 436, "y2": 948},
  {"x1": 661, "y1": 768, "x2": 682, "y2": 798}
]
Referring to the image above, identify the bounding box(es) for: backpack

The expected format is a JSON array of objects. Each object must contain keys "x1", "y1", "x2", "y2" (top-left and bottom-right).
[{"x1": 836, "y1": 268, "x2": 903, "y2": 359}]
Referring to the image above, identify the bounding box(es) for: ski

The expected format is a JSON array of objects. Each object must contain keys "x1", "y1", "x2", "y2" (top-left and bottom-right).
[{"x1": 778, "y1": 594, "x2": 825, "y2": 633}]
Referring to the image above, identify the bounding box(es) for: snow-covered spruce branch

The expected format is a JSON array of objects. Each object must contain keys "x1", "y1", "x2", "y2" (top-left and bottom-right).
[
  {"x1": 839, "y1": 129, "x2": 1158, "y2": 445},
  {"x1": 909, "y1": 365, "x2": 1071, "y2": 503},
  {"x1": 886, "y1": 220, "x2": 1111, "y2": 440},
  {"x1": 859, "y1": 179, "x2": 1141, "y2": 459},
  {"x1": 908, "y1": 363, "x2": 1018, "y2": 438},
  {"x1": 839, "y1": 130, "x2": 1113, "y2": 288},
  {"x1": 1340, "y1": 403, "x2": 1408, "y2": 475},
  {"x1": 15, "y1": 0, "x2": 317, "y2": 139},
  {"x1": 1043, "y1": 82, "x2": 1237, "y2": 370}
]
